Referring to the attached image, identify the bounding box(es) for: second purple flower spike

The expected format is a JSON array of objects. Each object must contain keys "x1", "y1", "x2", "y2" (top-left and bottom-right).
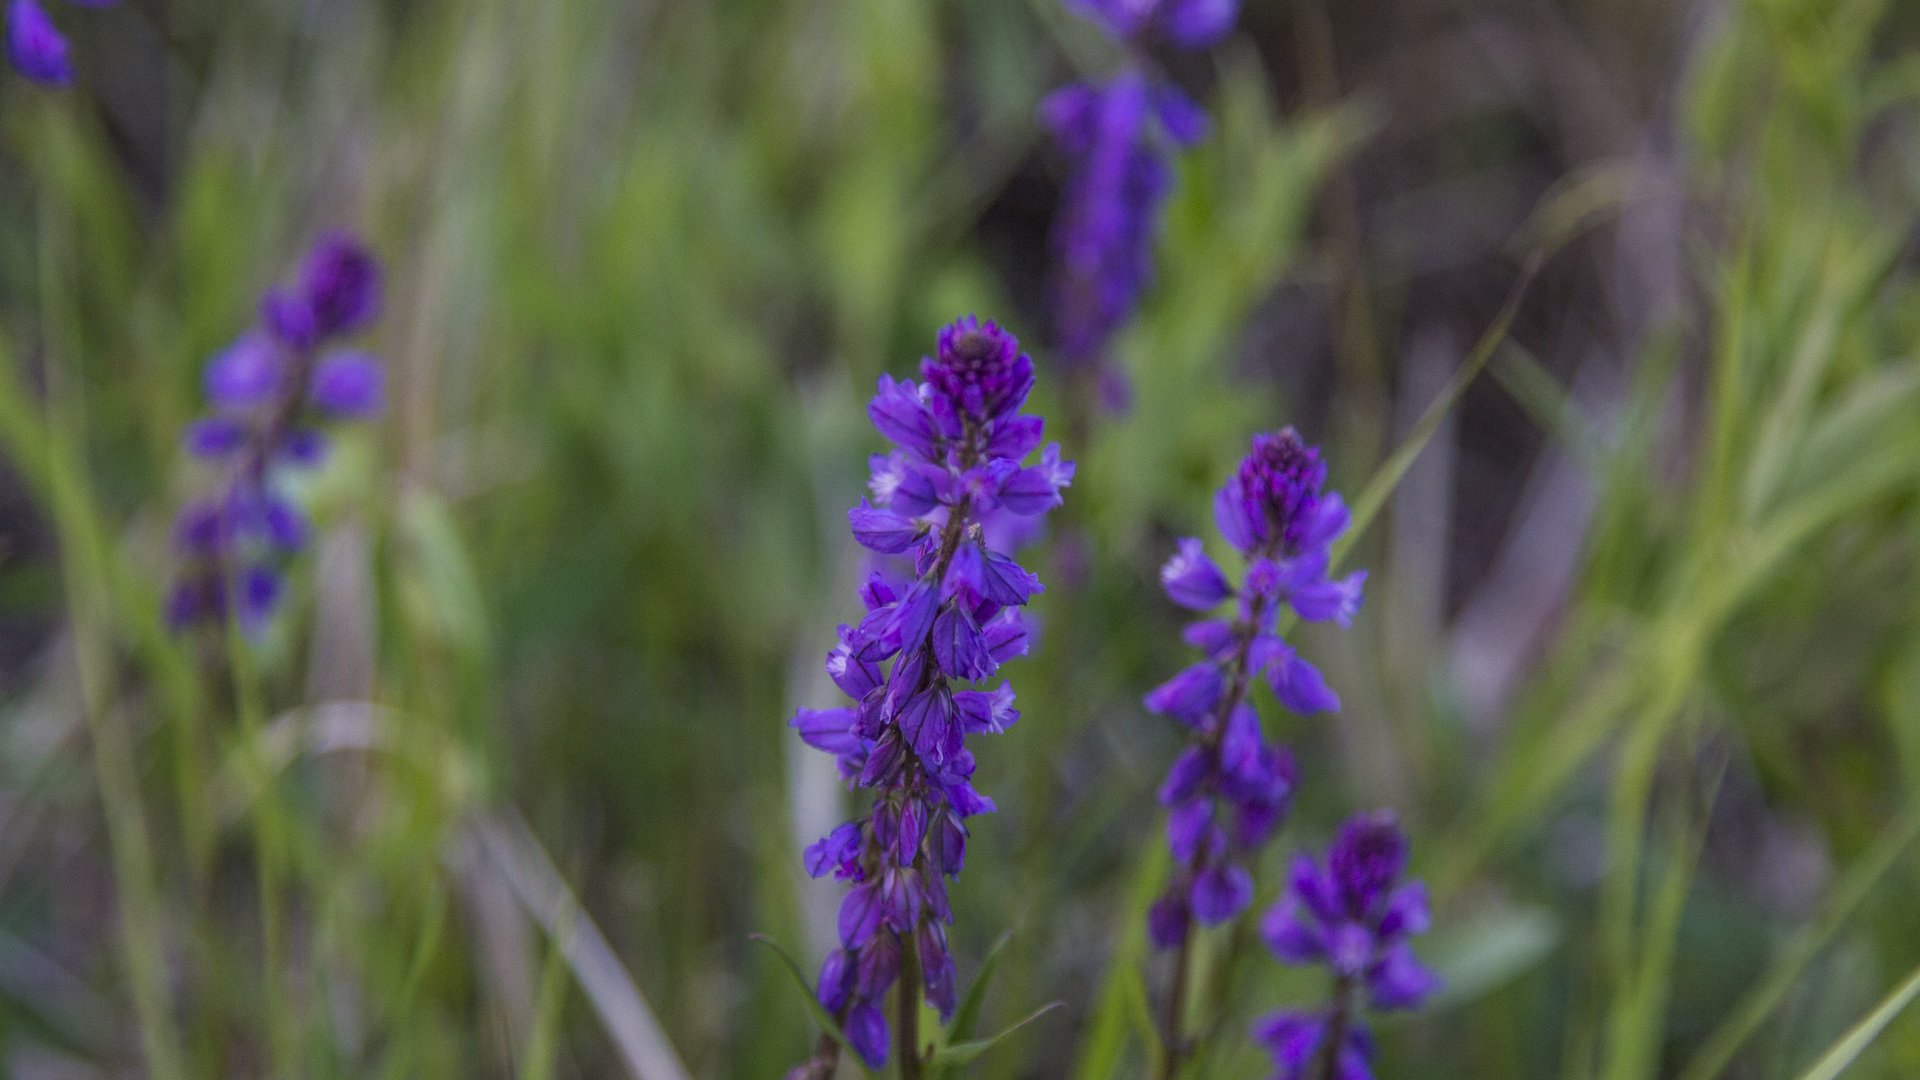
[{"x1": 1146, "y1": 428, "x2": 1365, "y2": 947}]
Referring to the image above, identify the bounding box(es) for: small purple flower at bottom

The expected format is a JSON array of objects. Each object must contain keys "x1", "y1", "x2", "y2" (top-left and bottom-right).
[
  {"x1": 1253, "y1": 812, "x2": 1439, "y2": 1080},
  {"x1": 1251, "y1": 1009, "x2": 1375, "y2": 1080}
]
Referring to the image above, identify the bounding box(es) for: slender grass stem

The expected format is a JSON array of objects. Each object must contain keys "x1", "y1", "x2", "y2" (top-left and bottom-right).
[
  {"x1": 898, "y1": 929, "x2": 924, "y2": 1080},
  {"x1": 33, "y1": 185, "x2": 188, "y2": 1080}
]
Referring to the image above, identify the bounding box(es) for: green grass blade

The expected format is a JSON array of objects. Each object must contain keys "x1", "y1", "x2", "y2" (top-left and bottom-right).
[
  {"x1": 1789, "y1": 959, "x2": 1920, "y2": 1080},
  {"x1": 1335, "y1": 251, "x2": 1542, "y2": 564},
  {"x1": 925, "y1": 1001, "x2": 1063, "y2": 1069},
  {"x1": 747, "y1": 934, "x2": 874, "y2": 1078}
]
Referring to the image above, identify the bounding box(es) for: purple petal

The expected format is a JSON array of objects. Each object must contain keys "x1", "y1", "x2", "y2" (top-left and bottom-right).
[
  {"x1": 868, "y1": 374, "x2": 940, "y2": 460},
  {"x1": 1161, "y1": 0, "x2": 1239, "y2": 49},
  {"x1": 847, "y1": 500, "x2": 920, "y2": 554},
  {"x1": 1160, "y1": 538, "x2": 1233, "y2": 610},
  {"x1": 204, "y1": 333, "x2": 285, "y2": 409},
  {"x1": 790, "y1": 708, "x2": 861, "y2": 756},
  {"x1": 837, "y1": 883, "x2": 885, "y2": 946},
  {"x1": 1157, "y1": 746, "x2": 1211, "y2": 806},
  {"x1": 299, "y1": 231, "x2": 382, "y2": 338},
  {"x1": 1190, "y1": 863, "x2": 1253, "y2": 924},
  {"x1": 1291, "y1": 569, "x2": 1366, "y2": 625},
  {"x1": 1260, "y1": 896, "x2": 1327, "y2": 965},
  {"x1": 1272, "y1": 652, "x2": 1340, "y2": 714},
  {"x1": 279, "y1": 428, "x2": 329, "y2": 468},
  {"x1": 844, "y1": 1001, "x2": 889, "y2": 1070},
  {"x1": 309, "y1": 352, "x2": 384, "y2": 418},
  {"x1": 1144, "y1": 662, "x2": 1223, "y2": 725},
  {"x1": 930, "y1": 606, "x2": 992, "y2": 681},
  {"x1": 1368, "y1": 941, "x2": 1441, "y2": 1011},
  {"x1": 1153, "y1": 83, "x2": 1209, "y2": 147},
  {"x1": 816, "y1": 950, "x2": 853, "y2": 1015},
  {"x1": 1147, "y1": 887, "x2": 1191, "y2": 949},
  {"x1": 183, "y1": 417, "x2": 248, "y2": 458},
  {"x1": 6, "y1": 0, "x2": 72, "y2": 86}
]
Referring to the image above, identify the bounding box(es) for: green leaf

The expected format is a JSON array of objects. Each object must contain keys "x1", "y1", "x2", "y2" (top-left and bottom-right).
[
  {"x1": 747, "y1": 934, "x2": 873, "y2": 1078},
  {"x1": 925, "y1": 1001, "x2": 1064, "y2": 1069},
  {"x1": 1422, "y1": 906, "x2": 1562, "y2": 1009}
]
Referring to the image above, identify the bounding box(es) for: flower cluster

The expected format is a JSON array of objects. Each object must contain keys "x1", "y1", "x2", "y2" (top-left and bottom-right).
[
  {"x1": 168, "y1": 233, "x2": 385, "y2": 632},
  {"x1": 790, "y1": 317, "x2": 1073, "y2": 1069},
  {"x1": 1255, "y1": 812, "x2": 1440, "y2": 1080},
  {"x1": 1043, "y1": 0, "x2": 1237, "y2": 383},
  {"x1": 5, "y1": 0, "x2": 111, "y2": 86},
  {"x1": 1144, "y1": 428, "x2": 1365, "y2": 948}
]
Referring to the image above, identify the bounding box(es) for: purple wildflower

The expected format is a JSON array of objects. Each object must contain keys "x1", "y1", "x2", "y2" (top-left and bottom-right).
[
  {"x1": 1254, "y1": 812, "x2": 1439, "y2": 1080},
  {"x1": 1042, "y1": 0, "x2": 1235, "y2": 387},
  {"x1": 1146, "y1": 427, "x2": 1364, "y2": 945},
  {"x1": 791, "y1": 317, "x2": 1072, "y2": 1070},
  {"x1": 5, "y1": 0, "x2": 114, "y2": 86},
  {"x1": 167, "y1": 233, "x2": 385, "y2": 634}
]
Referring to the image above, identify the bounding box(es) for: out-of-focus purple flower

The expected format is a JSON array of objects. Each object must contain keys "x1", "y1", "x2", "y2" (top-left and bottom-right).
[
  {"x1": 1066, "y1": 0, "x2": 1239, "y2": 49},
  {"x1": 1044, "y1": 73, "x2": 1171, "y2": 375},
  {"x1": 1261, "y1": 812, "x2": 1439, "y2": 1010},
  {"x1": 168, "y1": 233, "x2": 385, "y2": 634},
  {"x1": 1042, "y1": 0, "x2": 1237, "y2": 388},
  {"x1": 6, "y1": 0, "x2": 72, "y2": 85},
  {"x1": 791, "y1": 317, "x2": 1072, "y2": 1070},
  {"x1": 1253, "y1": 813, "x2": 1439, "y2": 1080},
  {"x1": 1250, "y1": 1009, "x2": 1376, "y2": 1080},
  {"x1": 1145, "y1": 429, "x2": 1360, "y2": 945}
]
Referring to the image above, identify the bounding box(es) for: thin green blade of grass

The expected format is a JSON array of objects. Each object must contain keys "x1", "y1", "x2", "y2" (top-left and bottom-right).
[
  {"x1": 1333, "y1": 251, "x2": 1542, "y2": 566},
  {"x1": 1789, "y1": 959, "x2": 1920, "y2": 1080},
  {"x1": 1678, "y1": 805, "x2": 1920, "y2": 1080},
  {"x1": 926, "y1": 1001, "x2": 1064, "y2": 1069}
]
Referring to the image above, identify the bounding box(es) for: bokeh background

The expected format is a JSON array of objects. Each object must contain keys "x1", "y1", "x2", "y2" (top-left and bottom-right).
[{"x1": 4, "y1": 0, "x2": 1920, "y2": 1077}]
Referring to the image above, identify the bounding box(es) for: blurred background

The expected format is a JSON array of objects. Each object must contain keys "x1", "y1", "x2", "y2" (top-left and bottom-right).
[{"x1": 3, "y1": 0, "x2": 1920, "y2": 1077}]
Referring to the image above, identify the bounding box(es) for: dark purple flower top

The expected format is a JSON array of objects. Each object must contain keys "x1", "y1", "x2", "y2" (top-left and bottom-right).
[
  {"x1": 167, "y1": 232, "x2": 386, "y2": 633},
  {"x1": 5, "y1": 0, "x2": 115, "y2": 87},
  {"x1": 1143, "y1": 428, "x2": 1365, "y2": 946},
  {"x1": 1254, "y1": 812, "x2": 1440, "y2": 1080},
  {"x1": 792, "y1": 317, "x2": 1073, "y2": 1069}
]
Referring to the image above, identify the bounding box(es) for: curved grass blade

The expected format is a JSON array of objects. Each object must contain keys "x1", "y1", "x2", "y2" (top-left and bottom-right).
[
  {"x1": 1334, "y1": 251, "x2": 1542, "y2": 565},
  {"x1": 926, "y1": 1001, "x2": 1064, "y2": 1069},
  {"x1": 1677, "y1": 805, "x2": 1920, "y2": 1080},
  {"x1": 1790, "y1": 959, "x2": 1920, "y2": 1080},
  {"x1": 947, "y1": 931, "x2": 1014, "y2": 1047},
  {"x1": 747, "y1": 934, "x2": 874, "y2": 1078}
]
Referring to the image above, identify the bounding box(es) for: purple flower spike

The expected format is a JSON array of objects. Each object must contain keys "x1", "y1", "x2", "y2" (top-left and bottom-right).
[
  {"x1": 6, "y1": 0, "x2": 73, "y2": 86},
  {"x1": 791, "y1": 318, "x2": 1070, "y2": 1071},
  {"x1": 168, "y1": 232, "x2": 386, "y2": 634},
  {"x1": 1043, "y1": 0, "x2": 1238, "y2": 387},
  {"x1": 1145, "y1": 429, "x2": 1361, "y2": 961}
]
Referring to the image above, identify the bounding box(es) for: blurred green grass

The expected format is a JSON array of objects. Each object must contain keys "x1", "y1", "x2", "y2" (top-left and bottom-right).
[{"x1": 1, "y1": 0, "x2": 1920, "y2": 1078}]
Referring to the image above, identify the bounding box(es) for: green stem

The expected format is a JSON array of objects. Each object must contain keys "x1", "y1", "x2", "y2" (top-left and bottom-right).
[{"x1": 898, "y1": 928, "x2": 924, "y2": 1080}]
